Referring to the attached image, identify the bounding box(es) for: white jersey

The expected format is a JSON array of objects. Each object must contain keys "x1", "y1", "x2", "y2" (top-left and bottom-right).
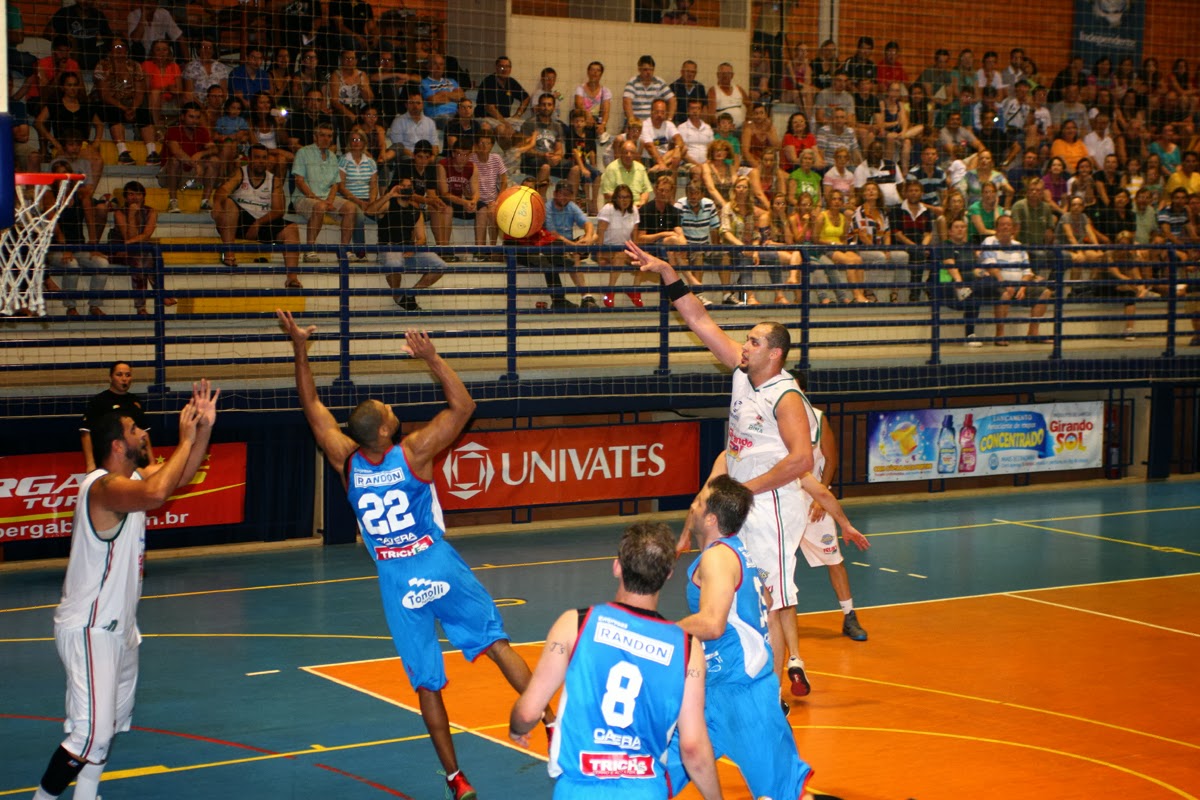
[
  {"x1": 54, "y1": 470, "x2": 147, "y2": 648},
  {"x1": 231, "y1": 166, "x2": 274, "y2": 220},
  {"x1": 725, "y1": 369, "x2": 817, "y2": 493}
]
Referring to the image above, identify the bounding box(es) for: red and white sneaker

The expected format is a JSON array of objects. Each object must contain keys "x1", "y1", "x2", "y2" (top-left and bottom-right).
[
  {"x1": 602, "y1": 293, "x2": 615, "y2": 308},
  {"x1": 787, "y1": 657, "x2": 811, "y2": 697},
  {"x1": 627, "y1": 291, "x2": 644, "y2": 307},
  {"x1": 445, "y1": 770, "x2": 477, "y2": 800}
]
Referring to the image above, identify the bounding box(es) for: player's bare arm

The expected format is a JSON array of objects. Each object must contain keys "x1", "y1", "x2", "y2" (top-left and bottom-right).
[
  {"x1": 625, "y1": 240, "x2": 742, "y2": 369},
  {"x1": 798, "y1": 473, "x2": 870, "y2": 551},
  {"x1": 399, "y1": 330, "x2": 477, "y2": 479},
  {"x1": 677, "y1": 641, "x2": 724, "y2": 800},
  {"x1": 276, "y1": 309, "x2": 358, "y2": 472},
  {"x1": 509, "y1": 609, "x2": 577, "y2": 747},
  {"x1": 677, "y1": 544, "x2": 740, "y2": 641},
  {"x1": 91, "y1": 381, "x2": 220, "y2": 518},
  {"x1": 741, "y1": 391, "x2": 814, "y2": 494}
]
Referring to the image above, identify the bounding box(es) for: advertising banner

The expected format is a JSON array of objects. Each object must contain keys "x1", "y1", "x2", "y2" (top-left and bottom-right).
[
  {"x1": 1072, "y1": 0, "x2": 1143, "y2": 70},
  {"x1": 434, "y1": 423, "x2": 700, "y2": 510},
  {"x1": 0, "y1": 443, "x2": 248, "y2": 541},
  {"x1": 867, "y1": 403, "x2": 1104, "y2": 483}
]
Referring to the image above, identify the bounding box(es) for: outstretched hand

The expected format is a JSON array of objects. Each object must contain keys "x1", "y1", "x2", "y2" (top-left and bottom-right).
[
  {"x1": 190, "y1": 378, "x2": 220, "y2": 429},
  {"x1": 177, "y1": 400, "x2": 202, "y2": 443},
  {"x1": 842, "y1": 525, "x2": 870, "y2": 551},
  {"x1": 276, "y1": 309, "x2": 316, "y2": 346},
  {"x1": 402, "y1": 329, "x2": 437, "y2": 360},
  {"x1": 624, "y1": 240, "x2": 676, "y2": 280}
]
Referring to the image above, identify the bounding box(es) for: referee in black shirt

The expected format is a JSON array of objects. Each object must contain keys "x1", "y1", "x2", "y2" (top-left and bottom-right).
[{"x1": 80, "y1": 362, "x2": 152, "y2": 471}]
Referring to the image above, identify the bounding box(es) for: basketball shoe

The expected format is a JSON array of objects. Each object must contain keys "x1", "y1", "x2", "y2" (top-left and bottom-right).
[
  {"x1": 842, "y1": 610, "x2": 868, "y2": 641},
  {"x1": 445, "y1": 770, "x2": 477, "y2": 800},
  {"x1": 787, "y1": 656, "x2": 811, "y2": 697}
]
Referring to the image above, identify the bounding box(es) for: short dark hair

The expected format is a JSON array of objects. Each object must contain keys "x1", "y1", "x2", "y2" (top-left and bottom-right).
[
  {"x1": 857, "y1": 36, "x2": 874, "y2": 49},
  {"x1": 413, "y1": 139, "x2": 435, "y2": 154},
  {"x1": 91, "y1": 412, "x2": 131, "y2": 468},
  {"x1": 617, "y1": 522, "x2": 676, "y2": 595},
  {"x1": 347, "y1": 400, "x2": 386, "y2": 445},
  {"x1": 704, "y1": 475, "x2": 753, "y2": 536},
  {"x1": 109, "y1": 361, "x2": 131, "y2": 376},
  {"x1": 761, "y1": 321, "x2": 791, "y2": 361},
  {"x1": 638, "y1": 55, "x2": 656, "y2": 68}
]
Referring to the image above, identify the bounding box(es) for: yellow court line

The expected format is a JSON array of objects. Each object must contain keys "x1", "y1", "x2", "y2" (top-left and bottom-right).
[
  {"x1": 806, "y1": 671, "x2": 1200, "y2": 752},
  {"x1": 1022, "y1": 504, "x2": 1200, "y2": 523},
  {"x1": 1005, "y1": 592, "x2": 1200, "y2": 638},
  {"x1": 790, "y1": 726, "x2": 1197, "y2": 800},
  {"x1": 996, "y1": 518, "x2": 1200, "y2": 556}
]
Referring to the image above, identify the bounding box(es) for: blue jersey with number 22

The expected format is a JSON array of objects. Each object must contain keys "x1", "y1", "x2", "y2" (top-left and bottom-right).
[{"x1": 345, "y1": 445, "x2": 446, "y2": 562}]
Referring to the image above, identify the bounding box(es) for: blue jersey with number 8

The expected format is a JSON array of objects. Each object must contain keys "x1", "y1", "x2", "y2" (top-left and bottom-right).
[{"x1": 345, "y1": 445, "x2": 446, "y2": 562}]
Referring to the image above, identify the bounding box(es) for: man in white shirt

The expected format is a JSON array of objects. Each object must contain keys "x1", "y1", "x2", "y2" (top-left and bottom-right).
[
  {"x1": 979, "y1": 214, "x2": 1054, "y2": 344},
  {"x1": 388, "y1": 93, "x2": 439, "y2": 162},
  {"x1": 1083, "y1": 113, "x2": 1115, "y2": 169},
  {"x1": 678, "y1": 98, "x2": 714, "y2": 182},
  {"x1": 639, "y1": 98, "x2": 684, "y2": 178},
  {"x1": 127, "y1": 0, "x2": 185, "y2": 59}
]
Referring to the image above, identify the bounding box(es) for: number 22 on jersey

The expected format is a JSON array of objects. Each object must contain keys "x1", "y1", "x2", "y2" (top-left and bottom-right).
[{"x1": 358, "y1": 489, "x2": 415, "y2": 536}]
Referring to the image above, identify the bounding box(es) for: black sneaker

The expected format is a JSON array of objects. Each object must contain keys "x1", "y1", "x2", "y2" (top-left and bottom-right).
[
  {"x1": 842, "y1": 610, "x2": 868, "y2": 641},
  {"x1": 393, "y1": 293, "x2": 421, "y2": 311},
  {"x1": 117, "y1": 151, "x2": 135, "y2": 165},
  {"x1": 580, "y1": 295, "x2": 598, "y2": 308},
  {"x1": 550, "y1": 296, "x2": 577, "y2": 309},
  {"x1": 146, "y1": 152, "x2": 162, "y2": 166},
  {"x1": 780, "y1": 697, "x2": 790, "y2": 717}
]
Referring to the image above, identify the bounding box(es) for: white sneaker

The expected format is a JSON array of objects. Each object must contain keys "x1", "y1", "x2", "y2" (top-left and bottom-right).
[
  {"x1": 1124, "y1": 329, "x2": 1136, "y2": 342},
  {"x1": 166, "y1": 199, "x2": 181, "y2": 213},
  {"x1": 722, "y1": 292, "x2": 745, "y2": 306},
  {"x1": 303, "y1": 252, "x2": 320, "y2": 263},
  {"x1": 698, "y1": 294, "x2": 712, "y2": 307},
  {"x1": 966, "y1": 333, "x2": 982, "y2": 347}
]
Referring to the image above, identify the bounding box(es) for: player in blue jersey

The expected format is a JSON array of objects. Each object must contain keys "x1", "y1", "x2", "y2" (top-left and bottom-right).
[
  {"x1": 278, "y1": 310, "x2": 553, "y2": 800},
  {"x1": 509, "y1": 522, "x2": 723, "y2": 800}
]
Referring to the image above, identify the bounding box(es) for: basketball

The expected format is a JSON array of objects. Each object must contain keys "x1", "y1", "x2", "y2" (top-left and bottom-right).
[{"x1": 495, "y1": 186, "x2": 545, "y2": 239}]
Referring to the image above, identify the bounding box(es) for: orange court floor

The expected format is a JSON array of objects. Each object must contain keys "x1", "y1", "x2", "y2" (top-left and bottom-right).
[{"x1": 1, "y1": 479, "x2": 1198, "y2": 799}]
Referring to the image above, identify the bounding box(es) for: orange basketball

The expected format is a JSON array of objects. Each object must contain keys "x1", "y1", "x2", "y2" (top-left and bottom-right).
[{"x1": 495, "y1": 185, "x2": 546, "y2": 238}]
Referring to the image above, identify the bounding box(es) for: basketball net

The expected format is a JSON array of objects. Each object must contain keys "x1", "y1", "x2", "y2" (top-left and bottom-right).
[{"x1": 1, "y1": 175, "x2": 85, "y2": 317}]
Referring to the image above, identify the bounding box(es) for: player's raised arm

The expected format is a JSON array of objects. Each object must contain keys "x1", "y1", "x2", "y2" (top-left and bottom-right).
[
  {"x1": 276, "y1": 309, "x2": 358, "y2": 470},
  {"x1": 399, "y1": 330, "x2": 477, "y2": 476},
  {"x1": 509, "y1": 608, "x2": 577, "y2": 747},
  {"x1": 677, "y1": 640, "x2": 723, "y2": 800},
  {"x1": 625, "y1": 240, "x2": 742, "y2": 370}
]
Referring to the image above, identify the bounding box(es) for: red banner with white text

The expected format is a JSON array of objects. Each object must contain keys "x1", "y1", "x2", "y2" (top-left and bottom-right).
[
  {"x1": 0, "y1": 443, "x2": 248, "y2": 542},
  {"x1": 433, "y1": 423, "x2": 700, "y2": 510}
]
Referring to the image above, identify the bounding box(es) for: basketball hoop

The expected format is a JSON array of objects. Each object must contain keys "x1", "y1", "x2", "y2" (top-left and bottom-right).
[{"x1": 1, "y1": 173, "x2": 86, "y2": 316}]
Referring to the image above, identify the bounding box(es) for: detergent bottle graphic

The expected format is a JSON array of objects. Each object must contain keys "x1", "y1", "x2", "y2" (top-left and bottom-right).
[
  {"x1": 959, "y1": 413, "x2": 977, "y2": 473},
  {"x1": 937, "y1": 414, "x2": 957, "y2": 474}
]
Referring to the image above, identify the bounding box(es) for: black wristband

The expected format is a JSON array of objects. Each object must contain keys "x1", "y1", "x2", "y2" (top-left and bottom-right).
[{"x1": 665, "y1": 279, "x2": 692, "y2": 301}]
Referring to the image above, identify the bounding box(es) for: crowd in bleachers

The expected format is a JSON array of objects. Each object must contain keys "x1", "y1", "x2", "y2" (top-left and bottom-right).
[{"x1": 4, "y1": 2, "x2": 1199, "y2": 341}]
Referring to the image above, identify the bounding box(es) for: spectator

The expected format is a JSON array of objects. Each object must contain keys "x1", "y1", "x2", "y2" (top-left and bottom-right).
[
  {"x1": 600, "y1": 139, "x2": 653, "y2": 205},
  {"x1": 268, "y1": 47, "x2": 293, "y2": 100},
  {"x1": 1029, "y1": 85, "x2": 1054, "y2": 144},
  {"x1": 711, "y1": 112, "x2": 742, "y2": 169},
  {"x1": 229, "y1": 47, "x2": 270, "y2": 101},
  {"x1": 329, "y1": 48, "x2": 373, "y2": 144},
  {"x1": 1157, "y1": 187, "x2": 1191, "y2": 251},
  {"x1": 27, "y1": 35, "x2": 79, "y2": 113},
  {"x1": 1007, "y1": 147, "x2": 1043, "y2": 201},
  {"x1": 288, "y1": 89, "x2": 336, "y2": 154},
  {"x1": 34, "y1": 72, "x2": 102, "y2": 166},
  {"x1": 329, "y1": 0, "x2": 378, "y2": 54},
  {"x1": 842, "y1": 36, "x2": 876, "y2": 83},
  {"x1": 639, "y1": 98, "x2": 684, "y2": 177},
  {"x1": 421, "y1": 53, "x2": 464, "y2": 124},
  {"x1": 635, "y1": 172, "x2": 688, "y2": 271},
  {"x1": 127, "y1": 0, "x2": 184, "y2": 60},
  {"x1": 475, "y1": 55, "x2": 530, "y2": 148},
  {"x1": 1094, "y1": 153, "x2": 1125, "y2": 207},
  {"x1": 780, "y1": 110, "x2": 820, "y2": 172},
  {"x1": 437, "y1": 141, "x2": 479, "y2": 237},
  {"x1": 780, "y1": 42, "x2": 812, "y2": 110},
  {"x1": 789, "y1": 147, "x2": 822, "y2": 209},
  {"x1": 291, "y1": 48, "x2": 328, "y2": 110},
  {"x1": 1057, "y1": 195, "x2": 1107, "y2": 275},
  {"x1": 753, "y1": 192, "x2": 802, "y2": 303},
  {"x1": 1002, "y1": 48, "x2": 1028, "y2": 90},
  {"x1": 365, "y1": 175, "x2": 448, "y2": 311},
  {"x1": 6, "y1": 3, "x2": 38, "y2": 81},
  {"x1": 142, "y1": 39, "x2": 183, "y2": 129},
  {"x1": 968, "y1": 182, "x2": 1007, "y2": 242},
  {"x1": 55, "y1": 133, "x2": 104, "y2": 247},
  {"x1": 851, "y1": 76, "x2": 879, "y2": 148},
  {"x1": 43, "y1": 0, "x2": 114, "y2": 71},
  {"x1": 596, "y1": 183, "x2": 641, "y2": 305},
  {"x1": 1051, "y1": 120, "x2": 1089, "y2": 174},
  {"x1": 975, "y1": 51, "x2": 1005, "y2": 99},
  {"x1": 999, "y1": 79, "x2": 1034, "y2": 149},
  {"x1": 876, "y1": 81, "x2": 909, "y2": 167},
  {"x1": 960, "y1": 150, "x2": 1014, "y2": 207},
  {"x1": 1149, "y1": 124, "x2": 1182, "y2": 173},
  {"x1": 95, "y1": 38, "x2": 159, "y2": 166},
  {"x1": 574, "y1": 61, "x2": 612, "y2": 141},
  {"x1": 703, "y1": 138, "x2": 738, "y2": 208},
  {"x1": 935, "y1": 84, "x2": 975, "y2": 129},
  {"x1": 182, "y1": 36, "x2": 230, "y2": 107},
  {"x1": 934, "y1": 216, "x2": 987, "y2": 345},
  {"x1": 812, "y1": 188, "x2": 865, "y2": 304},
  {"x1": 938, "y1": 110, "x2": 983, "y2": 166},
  {"x1": 1010, "y1": 177, "x2": 1059, "y2": 275},
  {"x1": 740, "y1": 101, "x2": 780, "y2": 169},
  {"x1": 397, "y1": 140, "x2": 453, "y2": 253},
  {"x1": 971, "y1": 85, "x2": 1003, "y2": 133},
  {"x1": 1050, "y1": 84, "x2": 1088, "y2": 133},
  {"x1": 674, "y1": 178, "x2": 721, "y2": 302},
  {"x1": 248, "y1": 91, "x2": 294, "y2": 176},
  {"x1": 817, "y1": 107, "x2": 861, "y2": 166},
  {"x1": 748, "y1": 146, "x2": 788, "y2": 208},
  {"x1": 1041, "y1": 155, "x2": 1070, "y2": 213},
  {"x1": 670, "y1": 60, "x2": 706, "y2": 125},
  {"x1": 213, "y1": 96, "x2": 250, "y2": 178},
  {"x1": 934, "y1": 188, "x2": 968, "y2": 242},
  {"x1": 623, "y1": 54, "x2": 675, "y2": 125},
  {"x1": 661, "y1": 0, "x2": 699, "y2": 24},
  {"x1": 161, "y1": 102, "x2": 219, "y2": 213},
  {"x1": 369, "y1": 50, "x2": 415, "y2": 121},
  {"x1": 708, "y1": 62, "x2": 749, "y2": 129},
  {"x1": 876, "y1": 42, "x2": 908, "y2": 92},
  {"x1": 1049, "y1": 56, "x2": 1087, "y2": 104},
  {"x1": 852, "y1": 181, "x2": 909, "y2": 301},
  {"x1": 533, "y1": 66, "x2": 566, "y2": 121},
  {"x1": 388, "y1": 92, "x2": 439, "y2": 162},
  {"x1": 979, "y1": 214, "x2": 1053, "y2": 344},
  {"x1": 443, "y1": 97, "x2": 484, "y2": 154},
  {"x1": 47, "y1": 163, "x2": 110, "y2": 317},
  {"x1": 719, "y1": 176, "x2": 759, "y2": 304},
  {"x1": 517, "y1": 93, "x2": 566, "y2": 197},
  {"x1": 918, "y1": 48, "x2": 955, "y2": 106},
  {"x1": 563, "y1": 109, "x2": 601, "y2": 214},
  {"x1": 908, "y1": 142, "x2": 948, "y2": 211},
  {"x1": 109, "y1": 180, "x2": 172, "y2": 315},
  {"x1": 813, "y1": 70, "x2": 854, "y2": 126},
  {"x1": 470, "y1": 132, "x2": 508, "y2": 252},
  {"x1": 678, "y1": 98, "x2": 714, "y2": 181},
  {"x1": 892, "y1": 178, "x2": 935, "y2": 298},
  {"x1": 292, "y1": 123, "x2": 358, "y2": 261},
  {"x1": 338, "y1": 127, "x2": 380, "y2": 260},
  {"x1": 953, "y1": 49, "x2": 977, "y2": 98},
  {"x1": 902, "y1": 82, "x2": 935, "y2": 170},
  {"x1": 1165, "y1": 150, "x2": 1200, "y2": 196},
  {"x1": 810, "y1": 39, "x2": 839, "y2": 93},
  {"x1": 542, "y1": 181, "x2": 597, "y2": 306},
  {"x1": 855, "y1": 140, "x2": 903, "y2": 206},
  {"x1": 1066, "y1": 157, "x2": 1098, "y2": 208}
]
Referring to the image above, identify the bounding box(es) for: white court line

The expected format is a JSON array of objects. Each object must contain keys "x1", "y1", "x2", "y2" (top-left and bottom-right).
[
  {"x1": 1003, "y1": 592, "x2": 1200, "y2": 638},
  {"x1": 245, "y1": 669, "x2": 280, "y2": 676}
]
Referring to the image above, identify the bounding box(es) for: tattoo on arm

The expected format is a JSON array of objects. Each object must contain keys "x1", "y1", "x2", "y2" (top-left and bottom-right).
[
  {"x1": 547, "y1": 640, "x2": 568, "y2": 654},
  {"x1": 688, "y1": 668, "x2": 703, "y2": 678}
]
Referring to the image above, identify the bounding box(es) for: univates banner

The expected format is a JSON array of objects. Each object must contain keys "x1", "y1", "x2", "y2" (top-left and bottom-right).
[
  {"x1": 867, "y1": 403, "x2": 1104, "y2": 483},
  {"x1": 0, "y1": 443, "x2": 248, "y2": 541}
]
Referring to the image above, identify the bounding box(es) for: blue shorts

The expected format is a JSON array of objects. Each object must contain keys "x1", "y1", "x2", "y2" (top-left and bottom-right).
[
  {"x1": 377, "y1": 541, "x2": 509, "y2": 691},
  {"x1": 554, "y1": 776, "x2": 670, "y2": 800},
  {"x1": 666, "y1": 671, "x2": 812, "y2": 799}
]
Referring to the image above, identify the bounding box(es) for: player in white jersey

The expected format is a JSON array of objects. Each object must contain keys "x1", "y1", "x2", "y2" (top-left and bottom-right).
[
  {"x1": 212, "y1": 144, "x2": 303, "y2": 286},
  {"x1": 510, "y1": 522, "x2": 722, "y2": 800},
  {"x1": 627, "y1": 240, "x2": 864, "y2": 699},
  {"x1": 793, "y1": 371, "x2": 870, "y2": 643},
  {"x1": 30, "y1": 381, "x2": 219, "y2": 800}
]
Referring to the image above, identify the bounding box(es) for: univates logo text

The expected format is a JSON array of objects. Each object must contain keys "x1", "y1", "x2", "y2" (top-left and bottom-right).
[
  {"x1": 442, "y1": 440, "x2": 668, "y2": 500},
  {"x1": 401, "y1": 578, "x2": 450, "y2": 609}
]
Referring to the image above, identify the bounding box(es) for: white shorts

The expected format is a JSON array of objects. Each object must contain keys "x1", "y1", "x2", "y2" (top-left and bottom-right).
[
  {"x1": 55, "y1": 626, "x2": 139, "y2": 763},
  {"x1": 798, "y1": 511, "x2": 844, "y2": 567},
  {"x1": 739, "y1": 488, "x2": 811, "y2": 611}
]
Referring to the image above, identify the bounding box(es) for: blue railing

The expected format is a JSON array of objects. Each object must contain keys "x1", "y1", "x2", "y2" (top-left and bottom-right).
[{"x1": 4, "y1": 243, "x2": 1197, "y2": 394}]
